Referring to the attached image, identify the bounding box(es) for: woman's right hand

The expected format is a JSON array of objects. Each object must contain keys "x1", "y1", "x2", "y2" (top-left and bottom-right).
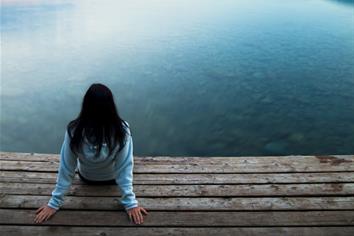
[{"x1": 126, "y1": 206, "x2": 149, "y2": 224}]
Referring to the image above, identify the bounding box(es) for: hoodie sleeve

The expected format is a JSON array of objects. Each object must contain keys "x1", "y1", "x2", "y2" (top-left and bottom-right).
[
  {"x1": 48, "y1": 130, "x2": 78, "y2": 210},
  {"x1": 114, "y1": 125, "x2": 139, "y2": 211}
]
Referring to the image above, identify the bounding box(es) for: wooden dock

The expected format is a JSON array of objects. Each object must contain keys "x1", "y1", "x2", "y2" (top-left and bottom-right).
[{"x1": 0, "y1": 152, "x2": 354, "y2": 236}]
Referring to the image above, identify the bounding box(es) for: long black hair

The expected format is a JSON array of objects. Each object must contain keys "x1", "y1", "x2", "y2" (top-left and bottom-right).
[{"x1": 67, "y1": 83, "x2": 129, "y2": 157}]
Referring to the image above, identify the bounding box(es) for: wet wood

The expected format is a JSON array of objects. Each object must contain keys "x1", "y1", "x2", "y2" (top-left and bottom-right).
[{"x1": 1, "y1": 151, "x2": 353, "y2": 236}]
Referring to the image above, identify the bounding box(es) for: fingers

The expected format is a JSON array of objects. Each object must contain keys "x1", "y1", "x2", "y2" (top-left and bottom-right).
[
  {"x1": 128, "y1": 212, "x2": 133, "y2": 222},
  {"x1": 34, "y1": 211, "x2": 43, "y2": 223},
  {"x1": 44, "y1": 212, "x2": 52, "y2": 222},
  {"x1": 130, "y1": 211, "x2": 138, "y2": 224},
  {"x1": 39, "y1": 213, "x2": 46, "y2": 223},
  {"x1": 138, "y1": 211, "x2": 143, "y2": 224},
  {"x1": 132, "y1": 210, "x2": 144, "y2": 224},
  {"x1": 133, "y1": 208, "x2": 148, "y2": 224},
  {"x1": 37, "y1": 212, "x2": 47, "y2": 224},
  {"x1": 141, "y1": 208, "x2": 149, "y2": 215},
  {"x1": 34, "y1": 208, "x2": 55, "y2": 224},
  {"x1": 35, "y1": 206, "x2": 45, "y2": 214},
  {"x1": 34, "y1": 212, "x2": 45, "y2": 224},
  {"x1": 131, "y1": 212, "x2": 137, "y2": 224}
]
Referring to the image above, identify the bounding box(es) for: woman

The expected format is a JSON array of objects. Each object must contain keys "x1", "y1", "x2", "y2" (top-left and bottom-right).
[{"x1": 34, "y1": 83, "x2": 148, "y2": 225}]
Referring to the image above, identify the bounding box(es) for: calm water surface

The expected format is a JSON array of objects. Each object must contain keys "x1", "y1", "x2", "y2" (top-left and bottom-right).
[{"x1": 1, "y1": 0, "x2": 354, "y2": 156}]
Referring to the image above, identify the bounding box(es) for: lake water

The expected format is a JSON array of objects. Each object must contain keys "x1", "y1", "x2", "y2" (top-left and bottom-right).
[{"x1": 1, "y1": 0, "x2": 354, "y2": 156}]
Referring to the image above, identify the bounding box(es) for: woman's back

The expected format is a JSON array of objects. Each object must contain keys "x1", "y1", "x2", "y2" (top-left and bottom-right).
[{"x1": 76, "y1": 121, "x2": 132, "y2": 181}]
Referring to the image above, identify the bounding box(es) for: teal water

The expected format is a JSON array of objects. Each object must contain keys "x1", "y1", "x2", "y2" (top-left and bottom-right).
[{"x1": 1, "y1": 0, "x2": 354, "y2": 156}]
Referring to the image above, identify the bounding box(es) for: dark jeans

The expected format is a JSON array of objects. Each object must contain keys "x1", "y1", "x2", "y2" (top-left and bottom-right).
[{"x1": 78, "y1": 171, "x2": 116, "y2": 185}]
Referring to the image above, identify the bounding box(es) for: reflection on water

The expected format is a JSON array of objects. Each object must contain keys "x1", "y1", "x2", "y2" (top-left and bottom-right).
[
  {"x1": 1, "y1": 0, "x2": 354, "y2": 156},
  {"x1": 328, "y1": 0, "x2": 354, "y2": 6}
]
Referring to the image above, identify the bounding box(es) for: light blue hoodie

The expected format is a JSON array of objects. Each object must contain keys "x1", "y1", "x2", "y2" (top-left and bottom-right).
[{"x1": 47, "y1": 121, "x2": 138, "y2": 211}]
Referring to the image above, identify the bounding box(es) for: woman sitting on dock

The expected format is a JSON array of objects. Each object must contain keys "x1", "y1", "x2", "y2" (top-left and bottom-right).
[{"x1": 34, "y1": 83, "x2": 148, "y2": 225}]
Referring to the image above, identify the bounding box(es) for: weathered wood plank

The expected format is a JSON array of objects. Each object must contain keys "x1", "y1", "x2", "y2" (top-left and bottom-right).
[
  {"x1": 0, "y1": 152, "x2": 60, "y2": 162},
  {"x1": 1, "y1": 209, "x2": 354, "y2": 226},
  {"x1": 1, "y1": 153, "x2": 354, "y2": 233},
  {"x1": 1, "y1": 153, "x2": 353, "y2": 173},
  {"x1": 1, "y1": 226, "x2": 354, "y2": 236},
  {"x1": 2, "y1": 195, "x2": 354, "y2": 210},
  {"x1": 1, "y1": 171, "x2": 354, "y2": 184},
  {"x1": 1, "y1": 152, "x2": 353, "y2": 164},
  {"x1": 1, "y1": 157, "x2": 353, "y2": 173},
  {"x1": 1, "y1": 182, "x2": 353, "y2": 197}
]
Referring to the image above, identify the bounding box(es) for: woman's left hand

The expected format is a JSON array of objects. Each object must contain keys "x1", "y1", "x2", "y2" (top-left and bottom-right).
[{"x1": 34, "y1": 205, "x2": 57, "y2": 223}]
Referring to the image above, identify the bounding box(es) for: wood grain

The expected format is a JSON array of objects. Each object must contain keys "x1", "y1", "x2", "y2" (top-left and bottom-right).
[
  {"x1": 1, "y1": 151, "x2": 353, "y2": 236},
  {"x1": 1, "y1": 226, "x2": 354, "y2": 236},
  {"x1": 1, "y1": 171, "x2": 354, "y2": 184}
]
